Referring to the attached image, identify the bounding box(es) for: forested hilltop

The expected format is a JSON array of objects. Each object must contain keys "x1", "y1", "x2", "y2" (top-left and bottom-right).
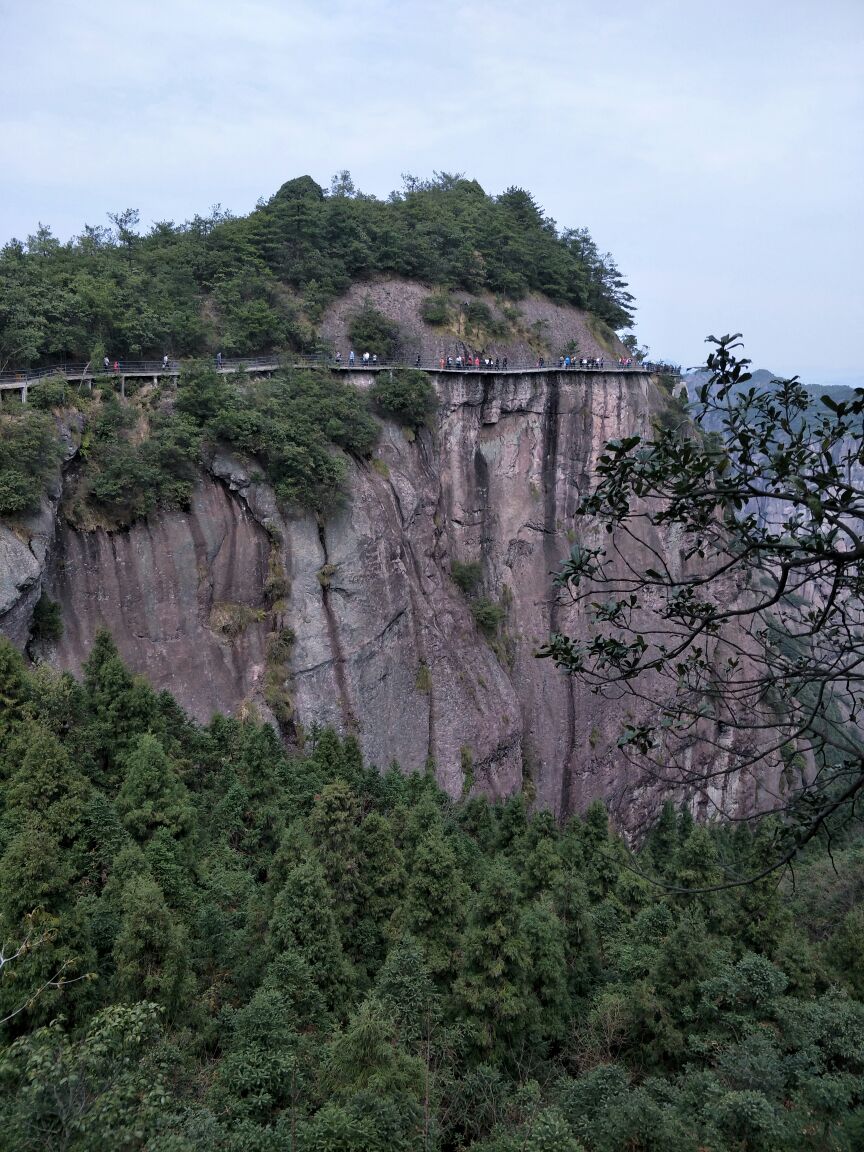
[
  {"x1": 0, "y1": 173, "x2": 634, "y2": 371},
  {"x1": 0, "y1": 636, "x2": 863, "y2": 1151}
]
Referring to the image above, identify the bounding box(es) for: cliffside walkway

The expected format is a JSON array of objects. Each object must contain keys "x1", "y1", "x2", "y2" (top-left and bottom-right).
[{"x1": 0, "y1": 355, "x2": 680, "y2": 403}]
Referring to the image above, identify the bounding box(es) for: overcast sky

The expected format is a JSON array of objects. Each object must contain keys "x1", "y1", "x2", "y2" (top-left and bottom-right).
[{"x1": 2, "y1": 0, "x2": 861, "y2": 384}]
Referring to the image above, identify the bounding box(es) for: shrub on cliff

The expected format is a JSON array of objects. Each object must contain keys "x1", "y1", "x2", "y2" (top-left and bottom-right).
[
  {"x1": 28, "y1": 376, "x2": 68, "y2": 411},
  {"x1": 369, "y1": 369, "x2": 437, "y2": 431},
  {"x1": 78, "y1": 398, "x2": 201, "y2": 523},
  {"x1": 0, "y1": 407, "x2": 64, "y2": 517},
  {"x1": 420, "y1": 292, "x2": 452, "y2": 326},
  {"x1": 206, "y1": 368, "x2": 380, "y2": 512},
  {"x1": 348, "y1": 300, "x2": 401, "y2": 360}
]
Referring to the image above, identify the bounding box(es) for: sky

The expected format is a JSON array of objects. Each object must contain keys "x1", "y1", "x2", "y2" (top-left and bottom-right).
[{"x1": 1, "y1": 0, "x2": 862, "y2": 386}]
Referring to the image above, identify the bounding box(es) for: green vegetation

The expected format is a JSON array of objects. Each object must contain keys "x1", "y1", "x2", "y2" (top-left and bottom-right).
[
  {"x1": 463, "y1": 299, "x2": 509, "y2": 339},
  {"x1": 470, "y1": 596, "x2": 507, "y2": 636},
  {"x1": 0, "y1": 405, "x2": 65, "y2": 517},
  {"x1": 0, "y1": 634, "x2": 862, "y2": 1150},
  {"x1": 369, "y1": 368, "x2": 437, "y2": 430},
  {"x1": 45, "y1": 363, "x2": 384, "y2": 528},
  {"x1": 450, "y1": 559, "x2": 483, "y2": 595},
  {"x1": 0, "y1": 173, "x2": 635, "y2": 372},
  {"x1": 347, "y1": 299, "x2": 401, "y2": 359},
  {"x1": 73, "y1": 396, "x2": 201, "y2": 525},
  {"x1": 421, "y1": 292, "x2": 453, "y2": 326},
  {"x1": 29, "y1": 594, "x2": 63, "y2": 642},
  {"x1": 183, "y1": 366, "x2": 380, "y2": 513},
  {"x1": 450, "y1": 560, "x2": 509, "y2": 651},
  {"x1": 27, "y1": 374, "x2": 69, "y2": 411}
]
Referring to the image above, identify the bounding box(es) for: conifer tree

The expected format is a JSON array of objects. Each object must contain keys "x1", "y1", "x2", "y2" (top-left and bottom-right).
[
  {"x1": 393, "y1": 808, "x2": 469, "y2": 978},
  {"x1": 115, "y1": 733, "x2": 195, "y2": 845},
  {"x1": 455, "y1": 860, "x2": 532, "y2": 1055},
  {"x1": 0, "y1": 638, "x2": 28, "y2": 747},
  {"x1": 111, "y1": 874, "x2": 194, "y2": 1021},
  {"x1": 353, "y1": 812, "x2": 407, "y2": 975},
  {"x1": 82, "y1": 630, "x2": 158, "y2": 786},
  {"x1": 268, "y1": 854, "x2": 353, "y2": 1007}
]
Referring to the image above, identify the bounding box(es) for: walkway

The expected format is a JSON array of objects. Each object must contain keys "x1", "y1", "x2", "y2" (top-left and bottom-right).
[{"x1": 0, "y1": 355, "x2": 681, "y2": 403}]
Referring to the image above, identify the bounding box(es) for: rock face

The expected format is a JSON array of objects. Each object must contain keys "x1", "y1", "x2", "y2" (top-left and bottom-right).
[
  {"x1": 45, "y1": 478, "x2": 271, "y2": 720},
  {"x1": 1, "y1": 369, "x2": 690, "y2": 826}
]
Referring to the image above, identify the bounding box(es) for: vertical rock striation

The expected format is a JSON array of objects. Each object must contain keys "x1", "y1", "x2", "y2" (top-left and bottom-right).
[{"x1": 3, "y1": 370, "x2": 694, "y2": 825}]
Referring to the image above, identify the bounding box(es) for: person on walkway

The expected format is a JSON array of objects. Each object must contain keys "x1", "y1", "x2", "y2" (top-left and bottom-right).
[
  {"x1": 372, "y1": 353, "x2": 378, "y2": 365},
  {"x1": 495, "y1": 357, "x2": 500, "y2": 369},
  {"x1": 349, "y1": 350, "x2": 355, "y2": 366},
  {"x1": 502, "y1": 356, "x2": 508, "y2": 370},
  {"x1": 415, "y1": 354, "x2": 421, "y2": 367},
  {"x1": 334, "y1": 351, "x2": 342, "y2": 364},
  {"x1": 216, "y1": 352, "x2": 223, "y2": 369},
  {"x1": 162, "y1": 354, "x2": 169, "y2": 370},
  {"x1": 103, "y1": 356, "x2": 110, "y2": 371},
  {"x1": 363, "y1": 351, "x2": 370, "y2": 365},
  {"x1": 113, "y1": 360, "x2": 119, "y2": 372}
]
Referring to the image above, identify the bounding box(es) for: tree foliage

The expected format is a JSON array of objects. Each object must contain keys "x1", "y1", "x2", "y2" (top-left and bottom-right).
[
  {"x1": 0, "y1": 597, "x2": 863, "y2": 1148},
  {"x1": 0, "y1": 173, "x2": 635, "y2": 372},
  {"x1": 541, "y1": 335, "x2": 864, "y2": 881}
]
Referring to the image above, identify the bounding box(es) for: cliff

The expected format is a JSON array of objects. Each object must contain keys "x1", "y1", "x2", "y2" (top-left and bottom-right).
[{"x1": 3, "y1": 368, "x2": 702, "y2": 828}]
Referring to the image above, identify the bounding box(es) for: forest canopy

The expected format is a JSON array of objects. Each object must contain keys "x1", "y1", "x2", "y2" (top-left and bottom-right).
[
  {"x1": 0, "y1": 172, "x2": 635, "y2": 371},
  {"x1": 0, "y1": 634, "x2": 863, "y2": 1151}
]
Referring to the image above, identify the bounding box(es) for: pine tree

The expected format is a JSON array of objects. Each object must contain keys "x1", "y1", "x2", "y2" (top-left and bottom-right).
[
  {"x1": 81, "y1": 630, "x2": 158, "y2": 786},
  {"x1": 115, "y1": 733, "x2": 195, "y2": 845},
  {"x1": 454, "y1": 860, "x2": 532, "y2": 1055},
  {"x1": 393, "y1": 810, "x2": 469, "y2": 978},
  {"x1": 308, "y1": 779, "x2": 362, "y2": 921},
  {"x1": 353, "y1": 812, "x2": 407, "y2": 976},
  {"x1": 112, "y1": 874, "x2": 195, "y2": 1021},
  {"x1": 0, "y1": 637, "x2": 29, "y2": 748},
  {"x1": 268, "y1": 854, "x2": 354, "y2": 1008},
  {"x1": 1, "y1": 721, "x2": 92, "y2": 852}
]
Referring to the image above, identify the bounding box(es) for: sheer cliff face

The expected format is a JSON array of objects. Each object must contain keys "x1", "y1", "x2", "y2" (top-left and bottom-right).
[{"x1": 7, "y1": 371, "x2": 676, "y2": 823}]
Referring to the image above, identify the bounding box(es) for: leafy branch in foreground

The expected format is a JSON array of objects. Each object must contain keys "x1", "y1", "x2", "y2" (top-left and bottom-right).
[{"x1": 540, "y1": 334, "x2": 864, "y2": 879}]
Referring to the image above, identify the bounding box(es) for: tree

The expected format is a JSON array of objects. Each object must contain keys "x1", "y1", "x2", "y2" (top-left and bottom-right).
[
  {"x1": 111, "y1": 874, "x2": 195, "y2": 1019},
  {"x1": 107, "y1": 208, "x2": 140, "y2": 266},
  {"x1": 454, "y1": 860, "x2": 532, "y2": 1056},
  {"x1": 0, "y1": 1002, "x2": 170, "y2": 1149},
  {"x1": 268, "y1": 854, "x2": 354, "y2": 1007},
  {"x1": 115, "y1": 734, "x2": 195, "y2": 868},
  {"x1": 541, "y1": 335, "x2": 864, "y2": 882}
]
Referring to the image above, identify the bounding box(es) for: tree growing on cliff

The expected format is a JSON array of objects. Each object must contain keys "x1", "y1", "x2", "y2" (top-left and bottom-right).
[{"x1": 541, "y1": 334, "x2": 864, "y2": 882}]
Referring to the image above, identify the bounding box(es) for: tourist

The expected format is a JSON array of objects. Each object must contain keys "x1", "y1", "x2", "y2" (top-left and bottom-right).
[{"x1": 349, "y1": 350, "x2": 355, "y2": 366}]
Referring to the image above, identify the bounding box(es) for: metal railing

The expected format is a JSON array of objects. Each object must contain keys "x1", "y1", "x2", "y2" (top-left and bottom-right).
[{"x1": 0, "y1": 353, "x2": 681, "y2": 388}]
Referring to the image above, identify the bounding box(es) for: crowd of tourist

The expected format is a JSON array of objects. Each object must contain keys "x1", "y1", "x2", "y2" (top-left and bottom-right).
[{"x1": 335, "y1": 350, "x2": 681, "y2": 373}]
